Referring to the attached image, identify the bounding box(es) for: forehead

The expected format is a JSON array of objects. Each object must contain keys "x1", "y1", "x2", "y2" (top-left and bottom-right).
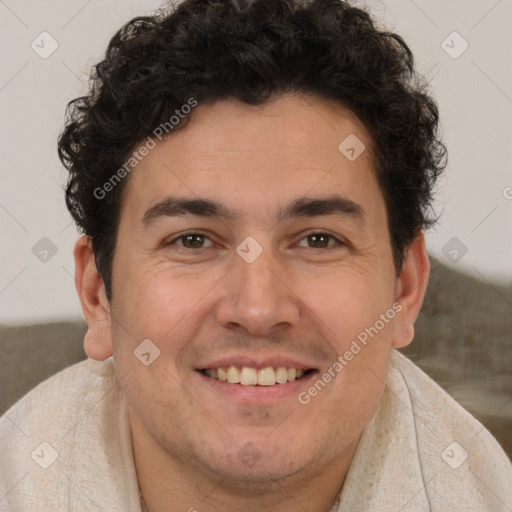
[{"x1": 119, "y1": 93, "x2": 383, "y2": 224}]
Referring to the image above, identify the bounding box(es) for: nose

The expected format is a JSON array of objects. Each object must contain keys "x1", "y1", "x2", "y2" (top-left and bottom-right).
[{"x1": 215, "y1": 246, "x2": 301, "y2": 336}]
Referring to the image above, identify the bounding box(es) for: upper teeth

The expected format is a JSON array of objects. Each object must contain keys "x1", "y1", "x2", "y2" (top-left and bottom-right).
[{"x1": 203, "y1": 366, "x2": 306, "y2": 386}]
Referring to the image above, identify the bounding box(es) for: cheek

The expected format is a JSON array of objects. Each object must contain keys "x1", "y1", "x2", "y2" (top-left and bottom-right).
[
  {"x1": 298, "y1": 268, "x2": 393, "y2": 338},
  {"x1": 109, "y1": 265, "x2": 225, "y2": 385},
  {"x1": 120, "y1": 361, "x2": 209, "y2": 456},
  {"x1": 109, "y1": 269, "x2": 206, "y2": 426},
  {"x1": 114, "y1": 265, "x2": 218, "y2": 334},
  {"x1": 296, "y1": 269, "x2": 394, "y2": 399}
]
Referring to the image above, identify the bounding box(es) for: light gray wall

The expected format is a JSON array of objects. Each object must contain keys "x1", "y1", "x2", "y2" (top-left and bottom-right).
[{"x1": 1, "y1": 0, "x2": 511, "y2": 324}]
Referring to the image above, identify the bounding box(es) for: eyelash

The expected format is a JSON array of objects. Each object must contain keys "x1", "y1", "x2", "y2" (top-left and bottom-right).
[{"x1": 165, "y1": 231, "x2": 345, "y2": 251}]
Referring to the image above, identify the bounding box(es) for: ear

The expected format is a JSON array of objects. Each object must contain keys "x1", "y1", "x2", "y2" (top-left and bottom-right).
[
  {"x1": 74, "y1": 235, "x2": 113, "y2": 360},
  {"x1": 391, "y1": 231, "x2": 430, "y2": 349}
]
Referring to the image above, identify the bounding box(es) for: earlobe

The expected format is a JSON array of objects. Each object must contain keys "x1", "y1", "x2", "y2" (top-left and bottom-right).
[
  {"x1": 74, "y1": 235, "x2": 113, "y2": 361},
  {"x1": 391, "y1": 232, "x2": 430, "y2": 349}
]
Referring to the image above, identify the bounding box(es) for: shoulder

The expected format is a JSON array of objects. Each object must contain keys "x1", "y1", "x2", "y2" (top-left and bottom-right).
[
  {"x1": 0, "y1": 357, "x2": 119, "y2": 461},
  {"x1": 389, "y1": 350, "x2": 512, "y2": 509},
  {"x1": 0, "y1": 358, "x2": 139, "y2": 511},
  {"x1": 1, "y1": 357, "x2": 117, "y2": 426}
]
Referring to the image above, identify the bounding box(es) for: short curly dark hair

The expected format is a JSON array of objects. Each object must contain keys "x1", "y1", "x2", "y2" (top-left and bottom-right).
[{"x1": 58, "y1": 0, "x2": 446, "y2": 302}]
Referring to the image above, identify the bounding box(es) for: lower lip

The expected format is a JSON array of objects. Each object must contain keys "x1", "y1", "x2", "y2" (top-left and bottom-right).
[{"x1": 195, "y1": 370, "x2": 318, "y2": 405}]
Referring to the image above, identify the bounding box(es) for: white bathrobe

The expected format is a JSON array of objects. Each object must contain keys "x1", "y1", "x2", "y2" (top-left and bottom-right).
[{"x1": 1, "y1": 350, "x2": 511, "y2": 511}]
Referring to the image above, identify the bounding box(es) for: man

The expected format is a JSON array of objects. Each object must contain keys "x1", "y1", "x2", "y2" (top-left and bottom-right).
[{"x1": 1, "y1": 0, "x2": 511, "y2": 510}]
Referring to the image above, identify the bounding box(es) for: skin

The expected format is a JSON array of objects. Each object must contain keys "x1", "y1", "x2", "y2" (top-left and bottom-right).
[{"x1": 74, "y1": 93, "x2": 429, "y2": 512}]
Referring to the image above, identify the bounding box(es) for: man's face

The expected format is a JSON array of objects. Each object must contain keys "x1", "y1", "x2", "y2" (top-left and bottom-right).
[{"x1": 107, "y1": 94, "x2": 400, "y2": 483}]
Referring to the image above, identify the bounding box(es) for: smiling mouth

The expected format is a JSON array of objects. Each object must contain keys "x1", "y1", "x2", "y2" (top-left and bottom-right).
[{"x1": 199, "y1": 366, "x2": 315, "y2": 386}]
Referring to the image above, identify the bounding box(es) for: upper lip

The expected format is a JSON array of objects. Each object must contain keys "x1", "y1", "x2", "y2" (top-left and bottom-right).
[{"x1": 197, "y1": 355, "x2": 317, "y2": 371}]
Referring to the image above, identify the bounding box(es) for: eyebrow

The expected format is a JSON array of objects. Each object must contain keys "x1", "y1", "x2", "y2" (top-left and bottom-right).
[{"x1": 141, "y1": 195, "x2": 365, "y2": 227}]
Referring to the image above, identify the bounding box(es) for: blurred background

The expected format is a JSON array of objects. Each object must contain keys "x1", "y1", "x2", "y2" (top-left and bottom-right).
[{"x1": 0, "y1": 0, "x2": 511, "y2": 456}]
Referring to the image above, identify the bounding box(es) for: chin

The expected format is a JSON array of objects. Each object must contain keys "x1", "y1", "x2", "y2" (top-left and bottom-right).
[
  {"x1": 209, "y1": 456, "x2": 310, "y2": 490},
  {"x1": 197, "y1": 435, "x2": 324, "y2": 487}
]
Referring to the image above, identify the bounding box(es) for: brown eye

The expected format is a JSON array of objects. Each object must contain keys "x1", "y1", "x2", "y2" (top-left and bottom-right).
[
  {"x1": 166, "y1": 233, "x2": 215, "y2": 249},
  {"x1": 181, "y1": 234, "x2": 205, "y2": 248},
  {"x1": 297, "y1": 233, "x2": 342, "y2": 249}
]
